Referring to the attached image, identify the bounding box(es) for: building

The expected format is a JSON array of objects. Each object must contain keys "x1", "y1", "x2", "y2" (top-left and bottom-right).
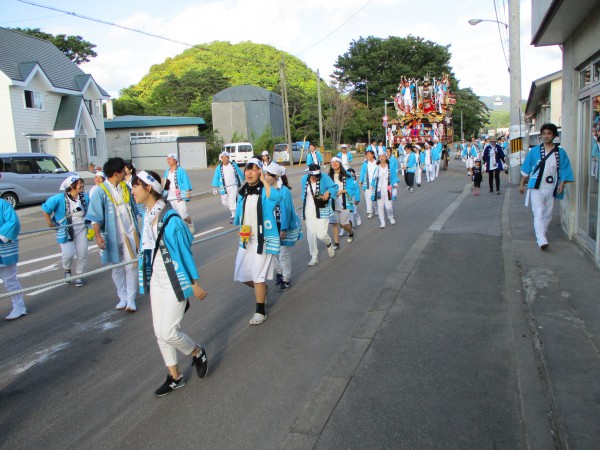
[
  {"x1": 104, "y1": 115, "x2": 207, "y2": 171},
  {"x1": 0, "y1": 27, "x2": 109, "y2": 171},
  {"x1": 212, "y1": 85, "x2": 284, "y2": 144},
  {"x1": 524, "y1": 70, "x2": 562, "y2": 132},
  {"x1": 531, "y1": 0, "x2": 600, "y2": 266}
]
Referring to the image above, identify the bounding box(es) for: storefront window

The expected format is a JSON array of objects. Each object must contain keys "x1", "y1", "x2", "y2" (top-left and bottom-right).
[
  {"x1": 593, "y1": 61, "x2": 600, "y2": 83},
  {"x1": 580, "y1": 66, "x2": 591, "y2": 89},
  {"x1": 580, "y1": 95, "x2": 600, "y2": 243}
]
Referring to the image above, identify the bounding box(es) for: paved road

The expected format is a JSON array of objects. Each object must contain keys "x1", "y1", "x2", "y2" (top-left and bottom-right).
[{"x1": 0, "y1": 162, "x2": 559, "y2": 449}]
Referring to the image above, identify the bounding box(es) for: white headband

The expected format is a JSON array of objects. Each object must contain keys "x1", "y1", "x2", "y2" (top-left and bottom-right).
[
  {"x1": 138, "y1": 170, "x2": 163, "y2": 195},
  {"x1": 308, "y1": 169, "x2": 321, "y2": 176},
  {"x1": 330, "y1": 156, "x2": 342, "y2": 164}
]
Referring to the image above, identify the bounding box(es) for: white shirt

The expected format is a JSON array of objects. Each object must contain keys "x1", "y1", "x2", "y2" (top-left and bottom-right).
[
  {"x1": 67, "y1": 195, "x2": 85, "y2": 224},
  {"x1": 377, "y1": 166, "x2": 389, "y2": 193},
  {"x1": 107, "y1": 181, "x2": 135, "y2": 249},
  {"x1": 222, "y1": 163, "x2": 237, "y2": 187},
  {"x1": 167, "y1": 170, "x2": 178, "y2": 200},
  {"x1": 367, "y1": 160, "x2": 378, "y2": 185},
  {"x1": 242, "y1": 194, "x2": 259, "y2": 242},
  {"x1": 333, "y1": 173, "x2": 344, "y2": 211},
  {"x1": 540, "y1": 149, "x2": 558, "y2": 190},
  {"x1": 305, "y1": 182, "x2": 317, "y2": 216},
  {"x1": 340, "y1": 153, "x2": 349, "y2": 169}
]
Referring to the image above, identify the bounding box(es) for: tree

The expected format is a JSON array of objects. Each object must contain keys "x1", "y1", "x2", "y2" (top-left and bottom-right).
[
  {"x1": 11, "y1": 27, "x2": 97, "y2": 64},
  {"x1": 112, "y1": 97, "x2": 146, "y2": 116},
  {"x1": 323, "y1": 82, "x2": 355, "y2": 149},
  {"x1": 332, "y1": 35, "x2": 457, "y2": 107},
  {"x1": 452, "y1": 87, "x2": 490, "y2": 139}
]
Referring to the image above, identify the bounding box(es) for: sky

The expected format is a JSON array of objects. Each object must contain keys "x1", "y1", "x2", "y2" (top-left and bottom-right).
[{"x1": 2, "y1": 0, "x2": 563, "y2": 103}]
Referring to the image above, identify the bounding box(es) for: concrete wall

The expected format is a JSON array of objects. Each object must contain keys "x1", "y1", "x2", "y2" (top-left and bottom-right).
[{"x1": 0, "y1": 77, "x2": 16, "y2": 151}]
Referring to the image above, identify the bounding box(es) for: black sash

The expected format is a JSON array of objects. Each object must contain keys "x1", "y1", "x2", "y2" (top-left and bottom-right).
[
  {"x1": 533, "y1": 145, "x2": 559, "y2": 192},
  {"x1": 239, "y1": 183, "x2": 265, "y2": 254}
]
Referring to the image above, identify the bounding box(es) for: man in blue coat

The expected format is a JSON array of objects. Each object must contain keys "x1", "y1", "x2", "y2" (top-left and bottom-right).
[{"x1": 519, "y1": 123, "x2": 574, "y2": 250}]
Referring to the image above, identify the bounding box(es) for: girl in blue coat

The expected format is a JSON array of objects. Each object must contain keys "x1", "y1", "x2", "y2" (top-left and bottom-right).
[
  {"x1": 265, "y1": 164, "x2": 302, "y2": 292},
  {"x1": 306, "y1": 143, "x2": 323, "y2": 167},
  {"x1": 328, "y1": 157, "x2": 359, "y2": 247},
  {"x1": 234, "y1": 158, "x2": 281, "y2": 325},
  {"x1": 133, "y1": 170, "x2": 208, "y2": 397},
  {"x1": 41, "y1": 175, "x2": 90, "y2": 287}
]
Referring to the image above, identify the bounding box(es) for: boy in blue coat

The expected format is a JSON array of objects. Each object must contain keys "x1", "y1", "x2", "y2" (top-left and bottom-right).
[
  {"x1": 164, "y1": 153, "x2": 195, "y2": 233},
  {"x1": 212, "y1": 151, "x2": 244, "y2": 223},
  {"x1": 519, "y1": 123, "x2": 574, "y2": 249}
]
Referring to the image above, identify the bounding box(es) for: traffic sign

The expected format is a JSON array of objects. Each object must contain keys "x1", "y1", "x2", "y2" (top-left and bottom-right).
[{"x1": 382, "y1": 115, "x2": 389, "y2": 121}]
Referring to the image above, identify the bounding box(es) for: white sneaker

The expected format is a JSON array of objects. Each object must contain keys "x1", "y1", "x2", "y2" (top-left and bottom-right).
[
  {"x1": 188, "y1": 222, "x2": 195, "y2": 234},
  {"x1": 379, "y1": 224, "x2": 385, "y2": 229},
  {"x1": 115, "y1": 300, "x2": 127, "y2": 310},
  {"x1": 249, "y1": 313, "x2": 267, "y2": 325},
  {"x1": 327, "y1": 245, "x2": 335, "y2": 257},
  {"x1": 339, "y1": 229, "x2": 345, "y2": 236},
  {"x1": 5, "y1": 307, "x2": 27, "y2": 321},
  {"x1": 308, "y1": 258, "x2": 319, "y2": 266},
  {"x1": 367, "y1": 213, "x2": 373, "y2": 219},
  {"x1": 389, "y1": 218, "x2": 396, "y2": 225},
  {"x1": 347, "y1": 233, "x2": 354, "y2": 243},
  {"x1": 126, "y1": 300, "x2": 137, "y2": 312}
]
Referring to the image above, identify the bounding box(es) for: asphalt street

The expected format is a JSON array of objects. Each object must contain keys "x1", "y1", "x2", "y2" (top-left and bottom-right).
[{"x1": 1, "y1": 160, "x2": 597, "y2": 449}]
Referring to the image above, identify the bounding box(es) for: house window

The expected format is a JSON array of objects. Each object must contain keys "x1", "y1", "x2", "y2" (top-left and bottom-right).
[
  {"x1": 89, "y1": 138, "x2": 98, "y2": 157},
  {"x1": 85, "y1": 100, "x2": 102, "y2": 116},
  {"x1": 24, "y1": 90, "x2": 44, "y2": 109},
  {"x1": 593, "y1": 61, "x2": 600, "y2": 83},
  {"x1": 129, "y1": 130, "x2": 177, "y2": 143},
  {"x1": 30, "y1": 139, "x2": 46, "y2": 153}
]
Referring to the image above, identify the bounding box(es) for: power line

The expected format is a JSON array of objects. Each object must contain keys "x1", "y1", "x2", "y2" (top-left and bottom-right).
[
  {"x1": 295, "y1": 0, "x2": 373, "y2": 57},
  {"x1": 493, "y1": 0, "x2": 510, "y2": 71},
  {"x1": 0, "y1": 13, "x2": 66, "y2": 24}
]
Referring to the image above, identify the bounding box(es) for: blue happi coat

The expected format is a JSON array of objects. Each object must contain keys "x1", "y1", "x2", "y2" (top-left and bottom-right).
[
  {"x1": 163, "y1": 166, "x2": 193, "y2": 200},
  {"x1": 234, "y1": 184, "x2": 281, "y2": 254},
  {"x1": 301, "y1": 172, "x2": 339, "y2": 219},
  {"x1": 306, "y1": 151, "x2": 323, "y2": 167},
  {"x1": 138, "y1": 207, "x2": 199, "y2": 299},
  {"x1": 86, "y1": 181, "x2": 140, "y2": 264},
  {"x1": 41, "y1": 192, "x2": 90, "y2": 244},
  {"x1": 212, "y1": 162, "x2": 244, "y2": 194},
  {"x1": 0, "y1": 199, "x2": 20, "y2": 266},
  {"x1": 521, "y1": 144, "x2": 574, "y2": 200},
  {"x1": 277, "y1": 185, "x2": 303, "y2": 247}
]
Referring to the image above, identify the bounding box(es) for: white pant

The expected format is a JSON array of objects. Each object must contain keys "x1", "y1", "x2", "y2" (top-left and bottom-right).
[
  {"x1": 364, "y1": 188, "x2": 376, "y2": 214},
  {"x1": 377, "y1": 193, "x2": 394, "y2": 226},
  {"x1": 169, "y1": 199, "x2": 189, "y2": 220},
  {"x1": 305, "y1": 212, "x2": 332, "y2": 259},
  {"x1": 220, "y1": 185, "x2": 238, "y2": 217},
  {"x1": 274, "y1": 245, "x2": 292, "y2": 281},
  {"x1": 434, "y1": 161, "x2": 440, "y2": 177},
  {"x1": 415, "y1": 167, "x2": 422, "y2": 184},
  {"x1": 0, "y1": 264, "x2": 25, "y2": 312},
  {"x1": 465, "y1": 157, "x2": 474, "y2": 170},
  {"x1": 426, "y1": 163, "x2": 435, "y2": 182},
  {"x1": 60, "y1": 225, "x2": 88, "y2": 275},
  {"x1": 530, "y1": 189, "x2": 555, "y2": 247},
  {"x1": 112, "y1": 246, "x2": 138, "y2": 306},
  {"x1": 151, "y1": 272, "x2": 195, "y2": 367}
]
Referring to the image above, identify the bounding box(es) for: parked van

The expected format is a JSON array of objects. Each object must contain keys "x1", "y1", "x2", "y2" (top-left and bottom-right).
[
  {"x1": 273, "y1": 143, "x2": 303, "y2": 164},
  {"x1": 222, "y1": 142, "x2": 254, "y2": 165},
  {"x1": 0, "y1": 153, "x2": 75, "y2": 207}
]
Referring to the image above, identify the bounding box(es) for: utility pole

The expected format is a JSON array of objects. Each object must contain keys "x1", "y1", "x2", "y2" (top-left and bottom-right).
[
  {"x1": 461, "y1": 110, "x2": 464, "y2": 141},
  {"x1": 280, "y1": 56, "x2": 294, "y2": 166},
  {"x1": 317, "y1": 69, "x2": 324, "y2": 149},
  {"x1": 508, "y1": 0, "x2": 523, "y2": 184}
]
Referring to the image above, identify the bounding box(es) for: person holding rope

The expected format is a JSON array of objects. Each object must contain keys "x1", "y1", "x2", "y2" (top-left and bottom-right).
[
  {"x1": 164, "y1": 153, "x2": 195, "y2": 233},
  {"x1": 41, "y1": 175, "x2": 90, "y2": 287},
  {"x1": 1, "y1": 198, "x2": 27, "y2": 321},
  {"x1": 87, "y1": 157, "x2": 141, "y2": 312},
  {"x1": 212, "y1": 151, "x2": 244, "y2": 224},
  {"x1": 132, "y1": 170, "x2": 208, "y2": 397}
]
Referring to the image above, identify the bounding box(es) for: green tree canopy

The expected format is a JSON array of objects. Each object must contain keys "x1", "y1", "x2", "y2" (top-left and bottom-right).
[{"x1": 11, "y1": 27, "x2": 97, "y2": 64}]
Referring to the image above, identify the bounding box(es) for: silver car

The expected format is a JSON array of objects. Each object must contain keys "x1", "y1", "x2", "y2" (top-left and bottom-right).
[{"x1": 0, "y1": 153, "x2": 75, "y2": 207}]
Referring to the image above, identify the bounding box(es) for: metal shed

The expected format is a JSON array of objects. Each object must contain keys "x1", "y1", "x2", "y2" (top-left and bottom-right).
[{"x1": 212, "y1": 85, "x2": 284, "y2": 143}]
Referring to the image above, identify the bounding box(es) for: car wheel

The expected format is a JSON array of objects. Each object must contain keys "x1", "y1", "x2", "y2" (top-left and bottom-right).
[{"x1": 1, "y1": 192, "x2": 18, "y2": 208}]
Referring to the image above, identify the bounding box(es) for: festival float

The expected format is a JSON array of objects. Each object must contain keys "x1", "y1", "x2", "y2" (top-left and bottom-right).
[{"x1": 387, "y1": 75, "x2": 456, "y2": 148}]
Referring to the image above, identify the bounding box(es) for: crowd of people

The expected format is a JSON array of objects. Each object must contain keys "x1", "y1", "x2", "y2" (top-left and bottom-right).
[{"x1": 0, "y1": 122, "x2": 573, "y2": 396}]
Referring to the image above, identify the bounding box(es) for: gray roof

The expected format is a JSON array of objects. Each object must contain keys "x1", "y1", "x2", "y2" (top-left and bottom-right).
[
  {"x1": 54, "y1": 96, "x2": 83, "y2": 131},
  {"x1": 213, "y1": 85, "x2": 282, "y2": 105},
  {"x1": 0, "y1": 27, "x2": 109, "y2": 97},
  {"x1": 104, "y1": 115, "x2": 206, "y2": 129}
]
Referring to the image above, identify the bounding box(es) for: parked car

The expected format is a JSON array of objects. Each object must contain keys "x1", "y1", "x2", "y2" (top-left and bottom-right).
[
  {"x1": 0, "y1": 153, "x2": 75, "y2": 207},
  {"x1": 222, "y1": 142, "x2": 254, "y2": 165},
  {"x1": 273, "y1": 143, "x2": 303, "y2": 164}
]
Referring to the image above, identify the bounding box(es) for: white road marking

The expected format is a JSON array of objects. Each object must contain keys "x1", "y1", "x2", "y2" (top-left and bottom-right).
[{"x1": 12, "y1": 342, "x2": 70, "y2": 375}]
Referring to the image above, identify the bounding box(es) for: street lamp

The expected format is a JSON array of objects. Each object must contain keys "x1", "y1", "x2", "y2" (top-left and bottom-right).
[{"x1": 469, "y1": 0, "x2": 523, "y2": 184}]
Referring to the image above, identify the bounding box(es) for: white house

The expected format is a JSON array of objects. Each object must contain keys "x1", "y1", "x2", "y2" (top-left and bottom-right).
[{"x1": 0, "y1": 27, "x2": 109, "y2": 171}]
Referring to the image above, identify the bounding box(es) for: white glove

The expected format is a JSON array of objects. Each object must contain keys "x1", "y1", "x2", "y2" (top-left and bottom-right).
[{"x1": 212, "y1": 189, "x2": 218, "y2": 196}]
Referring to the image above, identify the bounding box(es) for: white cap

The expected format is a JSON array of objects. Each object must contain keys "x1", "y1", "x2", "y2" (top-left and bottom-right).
[
  {"x1": 220, "y1": 151, "x2": 230, "y2": 158},
  {"x1": 261, "y1": 150, "x2": 270, "y2": 156},
  {"x1": 167, "y1": 153, "x2": 178, "y2": 161},
  {"x1": 95, "y1": 171, "x2": 106, "y2": 179},
  {"x1": 246, "y1": 157, "x2": 263, "y2": 169},
  {"x1": 330, "y1": 156, "x2": 342, "y2": 165},
  {"x1": 265, "y1": 162, "x2": 281, "y2": 177},
  {"x1": 60, "y1": 175, "x2": 81, "y2": 191}
]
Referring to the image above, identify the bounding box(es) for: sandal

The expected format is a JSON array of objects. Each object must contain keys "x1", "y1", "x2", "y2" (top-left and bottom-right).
[{"x1": 249, "y1": 313, "x2": 267, "y2": 325}]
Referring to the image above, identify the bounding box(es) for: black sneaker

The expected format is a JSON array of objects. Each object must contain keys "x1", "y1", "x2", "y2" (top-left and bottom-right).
[
  {"x1": 154, "y1": 374, "x2": 185, "y2": 397},
  {"x1": 229, "y1": 216, "x2": 234, "y2": 224},
  {"x1": 333, "y1": 243, "x2": 340, "y2": 251},
  {"x1": 278, "y1": 280, "x2": 291, "y2": 291},
  {"x1": 191, "y1": 345, "x2": 208, "y2": 378},
  {"x1": 64, "y1": 271, "x2": 71, "y2": 284},
  {"x1": 275, "y1": 273, "x2": 284, "y2": 287}
]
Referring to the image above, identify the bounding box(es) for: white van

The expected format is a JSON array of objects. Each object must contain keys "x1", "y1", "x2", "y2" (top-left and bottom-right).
[{"x1": 222, "y1": 142, "x2": 254, "y2": 165}]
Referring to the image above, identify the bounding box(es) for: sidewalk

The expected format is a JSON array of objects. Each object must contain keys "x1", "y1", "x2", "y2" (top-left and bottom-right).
[{"x1": 283, "y1": 182, "x2": 600, "y2": 449}]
